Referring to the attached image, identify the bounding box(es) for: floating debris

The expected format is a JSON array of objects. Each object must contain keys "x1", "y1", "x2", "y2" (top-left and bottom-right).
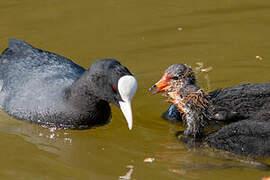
[
  {"x1": 119, "y1": 165, "x2": 134, "y2": 180},
  {"x1": 256, "y1": 55, "x2": 263, "y2": 60},
  {"x1": 201, "y1": 66, "x2": 213, "y2": 72},
  {"x1": 195, "y1": 62, "x2": 213, "y2": 73},
  {"x1": 262, "y1": 177, "x2": 270, "y2": 180},
  {"x1": 177, "y1": 27, "x2": 183, "y2": 32},
  {"x1": 144, "y1": 157, "x2": 155, "y2": 163},
  {"x1": 168, "y1": 168, "x2": 186, "y2": 175},
  {"x1": 194, "y1": 62, "x2": 213, "y2": 91},
  {"x1": 195, "y1": 62, "x2": 203, "y2": 69}
]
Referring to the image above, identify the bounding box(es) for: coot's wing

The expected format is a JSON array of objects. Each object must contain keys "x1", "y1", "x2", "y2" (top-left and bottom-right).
[
  {"x1": 0, "y1": 39, "x2": 86, "y2": 111},
  {"x1": 0, "y1": 39, "x2": 85, "y2": 90}
]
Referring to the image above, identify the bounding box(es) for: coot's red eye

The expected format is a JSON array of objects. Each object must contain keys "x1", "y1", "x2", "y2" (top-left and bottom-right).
[{"x1": 112, "y1": 85, "x2": 117, "y2": 92}]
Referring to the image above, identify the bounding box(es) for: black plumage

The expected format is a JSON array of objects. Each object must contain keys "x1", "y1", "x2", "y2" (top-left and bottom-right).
[{"x1": 0, "y1": 39, "x2": 136, "y2": 129}]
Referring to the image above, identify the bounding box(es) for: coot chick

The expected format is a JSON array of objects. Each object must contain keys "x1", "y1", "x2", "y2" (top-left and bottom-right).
[
  {"x1": 162, "y1": 76, "x2": 270, "y2": 123},
  {"x1": 150, "y1": 63, "x2": 211, "y2": 138},
  {"x1": 0, "y1": 39, "x2": 137, "y2": 129},
  {"x1": 150, "y1": 63, "x2": 270, "y2": 158}
]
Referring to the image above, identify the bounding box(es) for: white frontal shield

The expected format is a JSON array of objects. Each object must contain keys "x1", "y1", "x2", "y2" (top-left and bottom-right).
[{"x1": 118, "y1": 75, "x2": 137, "y2": 130}]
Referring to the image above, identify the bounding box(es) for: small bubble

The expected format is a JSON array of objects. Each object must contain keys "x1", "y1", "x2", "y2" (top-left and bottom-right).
[
  {"x1": 64, "y1": 137, "x2": 72, "y2": 144},
  {"x1": 49, "y1": 127, "x2": 56, "y2": 132},
  {"x1": 49, "y1": 133, "x2": 55, "y2": 139}
]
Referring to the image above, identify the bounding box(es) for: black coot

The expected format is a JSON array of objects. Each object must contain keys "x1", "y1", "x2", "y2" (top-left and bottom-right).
[
  {"x1": 150, "y1": 63, "x2": 270, "y2": 158},
  {"x1": 0, "y1": 39, "x2": 137, "y2": 129}
]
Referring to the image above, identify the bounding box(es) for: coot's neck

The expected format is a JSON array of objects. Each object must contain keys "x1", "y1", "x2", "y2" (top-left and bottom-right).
[{"x1": 66, "y1": 70, "x2": 105, "y2": 111}]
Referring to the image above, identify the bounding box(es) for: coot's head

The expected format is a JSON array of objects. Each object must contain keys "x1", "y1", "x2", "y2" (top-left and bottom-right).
[
  {"x1": 150, "y1": 63, "x2": 195, "y2": 95},
  {"x1": 88, "y1": 59, "x2": 137, "y2": 130}
]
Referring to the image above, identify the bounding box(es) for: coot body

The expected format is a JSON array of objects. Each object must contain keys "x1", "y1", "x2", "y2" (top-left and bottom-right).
[{"x1": 0, "y1": 39, "x2": 137, "y2": 129}]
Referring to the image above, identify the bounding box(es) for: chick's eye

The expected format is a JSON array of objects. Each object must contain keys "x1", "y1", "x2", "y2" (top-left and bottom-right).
[{"x1": 171, "y1": 76, "x2": 179, "y2": 80}]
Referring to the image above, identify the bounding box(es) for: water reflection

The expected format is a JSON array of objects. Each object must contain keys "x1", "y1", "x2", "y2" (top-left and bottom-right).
[
  {"x1": 0, "y1": 113, "x2": 73, "y2": 155},
  {"x1": 119, "y1": 165, "x2": 134, "y2": 180}
]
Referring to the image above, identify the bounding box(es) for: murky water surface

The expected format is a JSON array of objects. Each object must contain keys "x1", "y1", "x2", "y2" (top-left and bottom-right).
[{"x1": 0, "y1": 0, "x2": 270, "y2": 179}]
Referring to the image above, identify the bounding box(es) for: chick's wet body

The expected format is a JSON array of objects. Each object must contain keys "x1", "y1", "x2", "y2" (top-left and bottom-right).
[{"x1": 168, "y1": 85, "x2": 210, "y2": 138}]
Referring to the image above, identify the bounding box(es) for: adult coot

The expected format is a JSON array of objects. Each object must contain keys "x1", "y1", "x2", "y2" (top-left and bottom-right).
[
  {"x1": 150, "y1": 63, "x2": 270, "y2": 158},
  {"x1": 0, "y1": 39, "x2": 137, "y2": 129}
]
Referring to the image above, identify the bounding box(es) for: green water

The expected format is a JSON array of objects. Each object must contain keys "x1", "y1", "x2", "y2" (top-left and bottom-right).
[{"x1": 0, "y1": 0, "x2": 270, "y2": 179}]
